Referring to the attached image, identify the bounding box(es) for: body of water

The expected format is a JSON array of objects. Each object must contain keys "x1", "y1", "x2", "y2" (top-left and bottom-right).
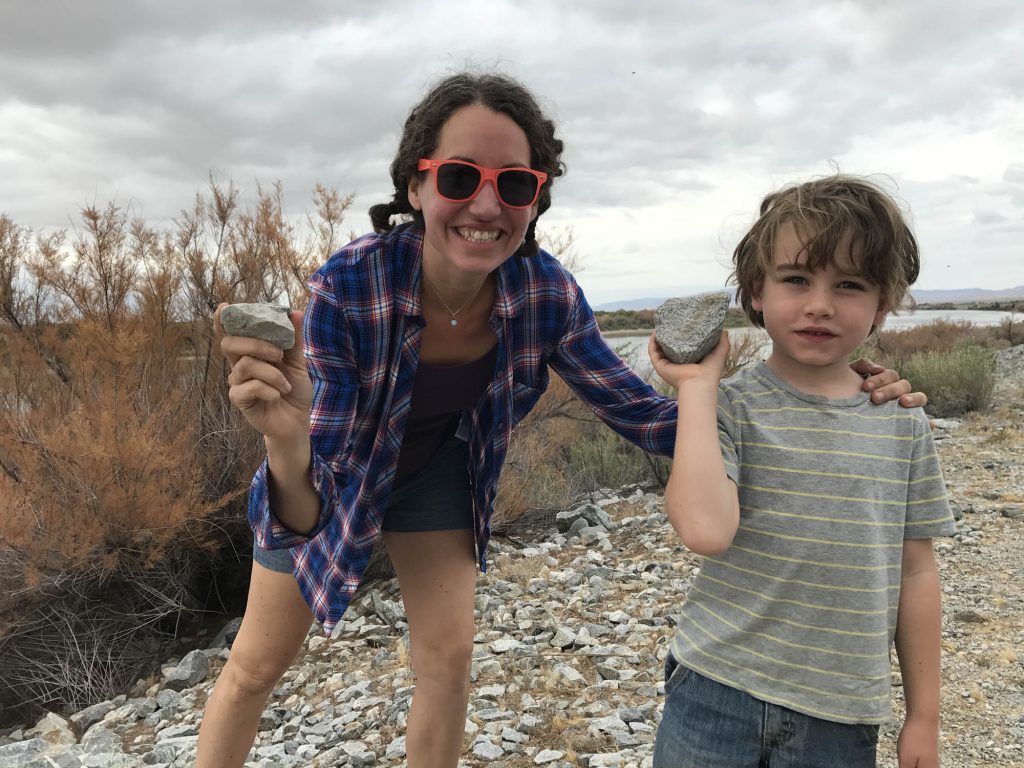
[{"x1": 604, "y1": 309, "x2": 1017, "y2": 378}]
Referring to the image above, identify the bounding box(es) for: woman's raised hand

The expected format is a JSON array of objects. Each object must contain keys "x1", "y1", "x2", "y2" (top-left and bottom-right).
[{"x1": 215, "y1": 303, "x2": 312, "y2": 443}]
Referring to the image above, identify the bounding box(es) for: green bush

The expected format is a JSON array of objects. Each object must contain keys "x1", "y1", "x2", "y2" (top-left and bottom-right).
[
  {"x1": 902, "y1": 342, "x2": 996, "y2": 418},
  {"x1": 564, "y1": 426, "x2": 669, "y2": 491}
]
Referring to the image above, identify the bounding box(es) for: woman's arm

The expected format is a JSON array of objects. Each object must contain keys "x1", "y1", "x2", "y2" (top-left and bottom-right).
[{"x1": 218, "y1": 306, "x2": 321, "y2": 535}]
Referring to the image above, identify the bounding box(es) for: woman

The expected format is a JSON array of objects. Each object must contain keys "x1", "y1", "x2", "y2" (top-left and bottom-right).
[{"x1": 199, "y1": 71, "x2": 923, "y2": 768}]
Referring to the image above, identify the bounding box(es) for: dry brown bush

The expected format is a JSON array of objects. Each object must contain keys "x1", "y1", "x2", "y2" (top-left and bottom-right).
[
  {"x1": 0, "y1": 179, "x2": 353, "y2": 724},
  {"x1": 870, "y1": 318, "x2": 985, "y2": 363}
]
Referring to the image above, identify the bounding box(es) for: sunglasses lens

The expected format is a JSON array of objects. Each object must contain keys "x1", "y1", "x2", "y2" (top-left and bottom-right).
[
  {"x1": 435, "y1": 162, "x2": 481, "y2": 201},
  {"x1": 497, "y1": 170, "x2": 539, "y2": 207}
]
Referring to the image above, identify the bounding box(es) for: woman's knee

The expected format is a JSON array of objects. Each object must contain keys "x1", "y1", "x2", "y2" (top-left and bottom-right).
[
  {"x1": 216, "y1": 564, "x2": 312, "y2": 697},
  {"x1": 409, "y1": 626, "x2": 474, "y2": 683},
  {"x1": 219, "y1": 641, "x2": 294, "y2": 697}
]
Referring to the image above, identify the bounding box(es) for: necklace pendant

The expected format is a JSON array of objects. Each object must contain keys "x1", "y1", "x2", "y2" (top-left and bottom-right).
[{"x1": 450, "y1": 318, "x2": 458, "y2": 327}]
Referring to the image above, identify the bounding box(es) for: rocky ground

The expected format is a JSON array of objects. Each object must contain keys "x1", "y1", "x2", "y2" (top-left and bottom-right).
[{"x1": 2, "y1": 367, "x2": 1023, "y2": 767}]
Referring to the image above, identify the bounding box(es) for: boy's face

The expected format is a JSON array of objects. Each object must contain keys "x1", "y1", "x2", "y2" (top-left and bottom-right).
[{"x1": 752, "y1": 223, "x2": 888, "y2": 388}]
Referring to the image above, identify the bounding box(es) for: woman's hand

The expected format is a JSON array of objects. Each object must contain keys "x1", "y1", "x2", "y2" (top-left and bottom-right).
[
  {"x1": 649, "y1": 331, "x2": 731, "y2": 391},
  {"x1": 850, "y1": 358, "x2": 928, "y2": 408},
  {"x1": 215, "y1": 303, "x2": 313, "y2": 444}
]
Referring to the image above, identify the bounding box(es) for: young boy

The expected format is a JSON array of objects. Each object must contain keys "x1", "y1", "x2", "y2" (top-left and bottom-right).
[{"x1": 649, "y1": 175, "x2": 955, "y2": 768}]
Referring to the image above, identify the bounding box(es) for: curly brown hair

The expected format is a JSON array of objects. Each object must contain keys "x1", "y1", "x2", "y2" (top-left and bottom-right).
[
  {"x1": 368, "y1": 71, "x2": 565, "y2": 257},
  {"x1": 730, "y1": 174, "x2": 920, "y2": 330}
]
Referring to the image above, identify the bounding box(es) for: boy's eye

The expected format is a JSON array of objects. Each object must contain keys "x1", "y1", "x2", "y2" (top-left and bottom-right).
[
  {"x1": 782, "y1": 275, "x2": 808, "y2": 285},
  {"x1": 839, "y1": 280, "x2": 866, "y2": 290}
]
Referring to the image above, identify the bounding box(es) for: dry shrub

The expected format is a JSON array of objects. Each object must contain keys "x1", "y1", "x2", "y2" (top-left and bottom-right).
[
  {"x1": 494, "y1": 372, "x2": 671, "y2": 536},
  {"x1": 723, "y1": 328, "x2": 769, "y2": 379},
  {"x1": 492, "y1": 373, "x2": 584, "y2": 533},
  {"x1": 871, "y1": 319, "x2": 983, "y2": 364},
  {"x1": 900, "y1": 343, "x2": 997, "y2": 418},
  {"x1": 852, "y1": 319, "x2": 1005, "y2": 417},
  {"x1": 0, "y1": 180, "x2": 353, "y2": 725}
]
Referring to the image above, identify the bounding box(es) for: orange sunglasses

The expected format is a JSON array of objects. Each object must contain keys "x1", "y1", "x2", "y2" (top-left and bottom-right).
[{"x1": 417, "y1": 159, "x2": 547, "y2": 208}]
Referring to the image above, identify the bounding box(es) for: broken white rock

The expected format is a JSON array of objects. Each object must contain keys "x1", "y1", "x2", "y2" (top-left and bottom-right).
[
  {"x1": 221, "y1": 303, "x2": 295, "y2": 350},
  {"x1": 654, "y1": 291, "x2": 731, "y2": 364}
]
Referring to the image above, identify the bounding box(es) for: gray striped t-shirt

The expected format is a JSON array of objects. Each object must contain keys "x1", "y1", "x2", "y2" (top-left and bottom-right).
[{"x1": 670, "y1": 362, "x2": 955, "y2": 724}]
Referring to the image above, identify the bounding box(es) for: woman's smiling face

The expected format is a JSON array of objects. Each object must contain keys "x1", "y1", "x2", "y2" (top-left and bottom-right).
[{"x1": 408, "y1": 103, "x2": 539, "y2": 278}]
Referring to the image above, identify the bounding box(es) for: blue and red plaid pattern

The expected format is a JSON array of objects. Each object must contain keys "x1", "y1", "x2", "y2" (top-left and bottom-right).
[{"x1": 248, "y1": 223, "x2": 678, "y2": 634}]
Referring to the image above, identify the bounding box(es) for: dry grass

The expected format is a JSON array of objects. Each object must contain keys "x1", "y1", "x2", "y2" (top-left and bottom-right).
[{"x1": 0, "y1": 181, "x2": 352, "y2": 726}]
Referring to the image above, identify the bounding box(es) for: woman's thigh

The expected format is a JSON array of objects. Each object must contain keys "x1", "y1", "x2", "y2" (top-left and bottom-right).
[
  {"x1": 383, "y1": 529, "x2": 477, "y2": 672},
  {"x1": 225, "y1": 560, "x2": 314, "y2": 688}
]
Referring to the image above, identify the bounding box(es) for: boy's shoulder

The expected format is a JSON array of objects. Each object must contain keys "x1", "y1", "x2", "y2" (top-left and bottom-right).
[{"x1": 719, "y1": 362, "x2": 780, "y2": 402}]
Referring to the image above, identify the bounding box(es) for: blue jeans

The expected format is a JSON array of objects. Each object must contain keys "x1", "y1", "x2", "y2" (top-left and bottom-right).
[{"x1": 654, "y1": 653, "x2": 879, "y2": 768}]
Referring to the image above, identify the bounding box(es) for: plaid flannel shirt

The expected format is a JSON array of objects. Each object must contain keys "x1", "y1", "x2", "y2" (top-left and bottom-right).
[{"x1": 249, "y1": 223, "x2": 678, "y2": 634}]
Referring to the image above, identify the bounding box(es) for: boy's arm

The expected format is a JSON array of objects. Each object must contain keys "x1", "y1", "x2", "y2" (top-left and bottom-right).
[
  {"x1": 894, "y1": 538, "x2": 942, "y2": 768},
  {"x1": 648, "y1": 333, "x2": 739, "y2": 555}
]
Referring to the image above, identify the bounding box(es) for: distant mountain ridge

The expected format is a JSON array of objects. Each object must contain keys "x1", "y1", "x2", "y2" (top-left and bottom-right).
[{"x1": 595, "y1": 286, "x2": 1024, "y2": 312}]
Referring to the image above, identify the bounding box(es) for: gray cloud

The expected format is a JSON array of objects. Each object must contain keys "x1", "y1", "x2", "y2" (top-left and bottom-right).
[{"x1": 1, "y1": 0, "x2": 1021, "y2": 302}]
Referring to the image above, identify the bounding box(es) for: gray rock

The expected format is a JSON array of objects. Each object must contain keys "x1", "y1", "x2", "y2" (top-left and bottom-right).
[
  {"x1": 953, "y1": 609, "x2": 990, "y2": 623},
  {"x1": 1001, "y1": 504, "x2": 1023, "y2": 520},
  {"x1": 0, "y1": 739, "x2": 47, "y2": 761},
  {"x1": 534, "y1": 749, "x2": 565, "y2": 764},
  {"x1": 370, "y1": 590, "x2": 405, "y2": 628},
  {"x1": 163, "y1": 650, "x2": 209, "y2": 692},
  {"x1": 556, "y1": 503, "x2": 614, "y2": 534},
  {"x1": 208, "y1": 616, "x2": 243, "y2": 650},
  {"x1": 70, "y1": 701, "x2": 116, "y2": 732},
  {"x1": 30, "y1": 713, "x2": 76, "y2": 746},
  {"x1": 221, "y1": 303, "x2": 295, "y2": 350},
  {"x1": 155, "y1": 689, "x2": 181, "y2": 711},
  {"x1": 384, "y1": 735, "x2": 406, "y2": 760},
  {"x1": 654, "y1": 292, "x2": 731, "y2": 364},
  {"x1": 472, "y1": 739, "x2": 505, "y2": 760},
  {"x1": 24, "y1": 749, "x2": 83, "y2": 768}
]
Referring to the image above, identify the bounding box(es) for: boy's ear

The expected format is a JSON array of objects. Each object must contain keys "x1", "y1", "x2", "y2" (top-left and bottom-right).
[
  {"x1": 750, "y1": 282, "x2": 764, "y2": 313},
  {"x1": 873, "y1": 298, "x2": 890, "y2": 328}
]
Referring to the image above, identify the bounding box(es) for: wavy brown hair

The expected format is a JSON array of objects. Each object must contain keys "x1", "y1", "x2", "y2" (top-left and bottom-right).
[
  {"x1": 368, "y1": 71, "x2": 565, "y2": 257},
  {"x1": 730, "y1": 174, "x2": 920, "y2": 330}
]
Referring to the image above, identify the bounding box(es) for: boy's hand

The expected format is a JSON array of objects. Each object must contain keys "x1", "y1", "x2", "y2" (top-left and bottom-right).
[
  {"x1": 649, "y1": 331, "x2": 730, "y2": 390},
  {"x1": 897, "y1": 716, "x2": 939, "y2": 767}
]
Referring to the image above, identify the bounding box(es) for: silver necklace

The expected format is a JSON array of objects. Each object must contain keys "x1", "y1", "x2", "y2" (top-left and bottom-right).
[{"x1": 423, "y1": 275, "x2": 476, "y2": 327}]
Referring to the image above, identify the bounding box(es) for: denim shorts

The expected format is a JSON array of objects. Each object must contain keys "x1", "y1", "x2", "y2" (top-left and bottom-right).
[
  {"x1": 253, "y1": 435, "x2": 473, "y2": 573},
  {"x1": 654, "y1": 651, "x2": 879, "y2": 768}
]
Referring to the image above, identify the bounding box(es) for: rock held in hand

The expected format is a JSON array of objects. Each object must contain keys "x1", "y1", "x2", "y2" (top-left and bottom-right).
[
  {"x1": 654, "y1": 292, "x2": 731, "y2": 364},
  {"x1": 221, "y1": 303, "x2": 295, "y2": 350}
]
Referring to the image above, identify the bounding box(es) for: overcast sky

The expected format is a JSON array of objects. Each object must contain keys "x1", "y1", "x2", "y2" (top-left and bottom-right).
[{"x1": 1, "y1": 0, "x2": 1021, "y2": 305}]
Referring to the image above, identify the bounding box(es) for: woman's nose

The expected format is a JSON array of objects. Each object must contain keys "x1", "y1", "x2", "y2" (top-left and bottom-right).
[{"x1": 467, "y1": 179, "x2": 502, "y2": 218}]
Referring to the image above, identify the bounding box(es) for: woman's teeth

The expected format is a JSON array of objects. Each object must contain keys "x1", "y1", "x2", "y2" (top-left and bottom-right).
[{"x1": 457, "y1": 228, "x2": 500, "y2": 243}]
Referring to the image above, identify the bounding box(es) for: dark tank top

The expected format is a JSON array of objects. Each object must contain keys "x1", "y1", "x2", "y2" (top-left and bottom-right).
[{"x1": 394, "y1": 344, "x2": 498, "y2": 480}]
